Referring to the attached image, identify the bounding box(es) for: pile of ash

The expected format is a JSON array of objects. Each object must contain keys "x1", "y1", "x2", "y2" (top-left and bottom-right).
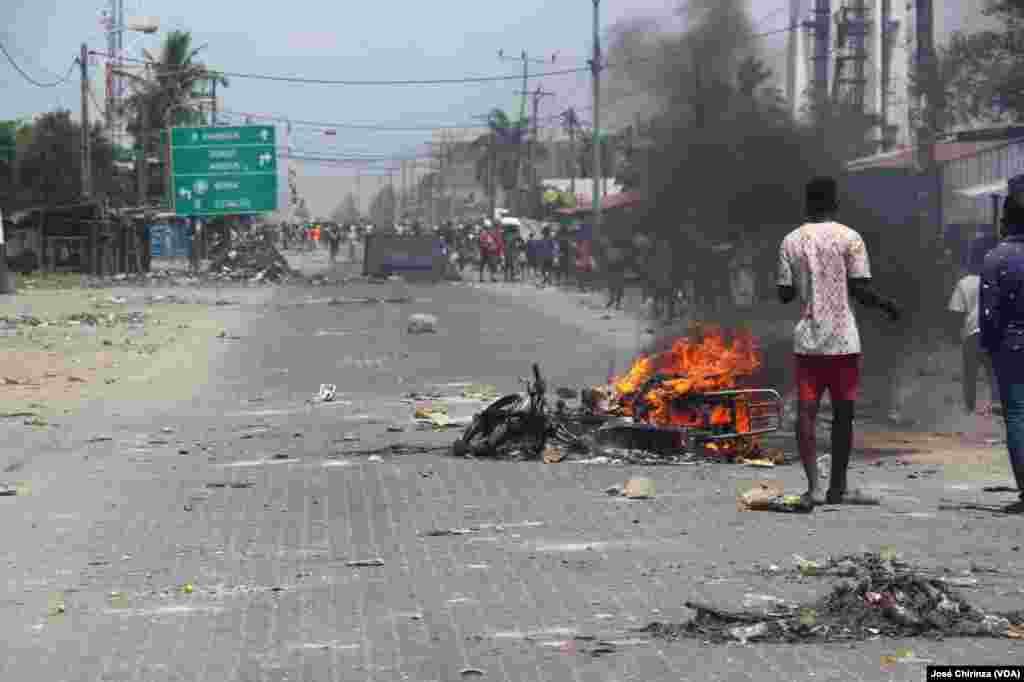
[{"x1": 642, "y1": 553, "x2": 1024, "y2": 643}]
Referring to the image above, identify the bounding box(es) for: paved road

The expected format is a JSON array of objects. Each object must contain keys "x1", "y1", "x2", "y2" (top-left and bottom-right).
[{"x1": 1, "y1": 272, "x2": 1021, "y2": 682}]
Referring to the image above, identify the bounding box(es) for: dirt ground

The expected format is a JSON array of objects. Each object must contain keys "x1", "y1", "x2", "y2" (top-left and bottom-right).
[{"x1": 0, "y1": 272, "x2": 268, "y2": 418}]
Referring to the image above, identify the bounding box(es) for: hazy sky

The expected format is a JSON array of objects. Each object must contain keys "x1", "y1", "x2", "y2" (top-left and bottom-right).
[{"x1": 2, "y1": 1, "x2": 990, "y2": 216}]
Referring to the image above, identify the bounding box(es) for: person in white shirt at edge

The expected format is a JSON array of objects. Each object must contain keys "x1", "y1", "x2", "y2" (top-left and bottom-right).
[
  {"x1": 948, "y1": 248, "x2": 1000, "y2": 416},
  {"x1": 777, "y1": 177, "x2": 903, "y2": 507}
]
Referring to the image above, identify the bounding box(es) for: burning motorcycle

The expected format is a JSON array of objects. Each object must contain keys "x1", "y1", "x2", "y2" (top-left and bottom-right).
[{"x1": 451, "y1": 363, "x2": 585, "y2": 459}]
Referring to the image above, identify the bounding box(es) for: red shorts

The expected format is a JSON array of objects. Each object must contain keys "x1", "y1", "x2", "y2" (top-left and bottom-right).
[{"x1": 794, "y1": 354, "x2": 861, "y2": 402}]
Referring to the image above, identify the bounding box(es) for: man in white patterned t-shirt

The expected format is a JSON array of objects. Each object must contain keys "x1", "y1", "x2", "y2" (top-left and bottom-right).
[{"x1": 777, "y1": 176, "x2": 903, "y2": 507}]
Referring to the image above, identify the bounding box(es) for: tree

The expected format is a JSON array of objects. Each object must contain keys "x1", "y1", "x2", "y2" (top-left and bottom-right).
[
  {"x1": 13, "y1": 110, "x2": 117, "y2": 206},
  {"x1": 917, "y1": 1, "x2": 1024, "y2": 127},
  {"x1": 368, "y1": 185, "x2": 396, "y2": 227},
  {"x1": 331, "y1": 193, "x2": 360, "y2": 224},
  {"x1": 121, "y1": 30, "x2": 228, "y2": 201},
  {"x1": 472, "y1": 108, "x2": 527, "y2": 214}
]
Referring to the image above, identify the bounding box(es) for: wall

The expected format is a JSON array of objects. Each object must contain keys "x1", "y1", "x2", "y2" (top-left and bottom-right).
[{"x1": 943, "y1": 139, "x2": 1024, "y2": 226}]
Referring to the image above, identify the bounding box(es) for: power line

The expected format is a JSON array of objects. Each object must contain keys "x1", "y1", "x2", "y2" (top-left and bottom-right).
[
  {"x1": 87, "y1": 49, "x2": 589, "y2": 86},
  {"x1": 221, "y1": 109, "x2": 484, "y2": 132},
  {"x1": 0, "y1": 41, "x2": 77, "y2": 88}
]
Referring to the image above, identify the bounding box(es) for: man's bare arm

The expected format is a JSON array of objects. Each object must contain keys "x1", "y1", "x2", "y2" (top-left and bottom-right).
[
  {"x1": 777, "y1": 285, "x2": 796, "y2": 304},
  {"x1": 849, "y1": 277, "x2": 902, "y2": 320}
]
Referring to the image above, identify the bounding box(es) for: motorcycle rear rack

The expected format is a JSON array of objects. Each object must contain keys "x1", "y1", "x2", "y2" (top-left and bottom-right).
[{"x1": 605, "y1": 388, "x2": 784, "y2": 443}]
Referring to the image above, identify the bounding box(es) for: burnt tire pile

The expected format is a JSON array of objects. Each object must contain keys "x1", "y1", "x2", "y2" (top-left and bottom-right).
[{"x1": 643, "y1": 553, "x2": 1024, "y2": 644}]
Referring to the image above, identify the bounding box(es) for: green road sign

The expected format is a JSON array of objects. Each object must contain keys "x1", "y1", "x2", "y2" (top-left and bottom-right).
[
  {"x1": 169, "y1": 125, "x2": 278, "y2": 216},
  {"x1": 172, "y1": 146, "x2": 277, "y2": 175},
  {"x1": 170, "y1": 125, "x2": 276, "y2": 148}
]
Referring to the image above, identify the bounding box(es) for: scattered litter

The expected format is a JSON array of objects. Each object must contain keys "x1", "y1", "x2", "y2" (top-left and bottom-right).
[
  {"x1": 207, "y1": 236, "x2": 295, "y2": 282},
  {"x1": 740, "y1": 483, "x2": 812, "y2": 513},
  {"x1": 880, "y1": 648, "x2": 932, "y2": 665},
  {"x1": 542, "y1": 445, "x2": 568, "y2": 464},
  {"x1": 346, "y1": 559, "x2": 384, "y2": 567},
  {"x1": 642, "y1": 553, "x2": 1024, "y2": 643},
  {"x1": 938, "y1": 502, "x2": 1016, "y2": 514},
  {"x1": 407, "y1": 314, "x2": 438, "y2": 334},
  {"x1": 86, "y1": 435, "x2": 113, "y2": 443},
  {"x1": 739, "y1": 458, "x2": 776, "y2": 468},
  {"x1": 982, "y1": 485, "x2": 1019, "y2": 493},
  {"x1": 459, "y1": 668, "x2": 485, "y2": 677},
  {"x1": 386, "y1": 425, "x2": 404, "y2": 433},
  {"x1": 315, "y1": 384, "x2": 337, "y2": 403},
  {"x1": 422, "y1": 528, "x2": 478, "y2": 537},
  {"x1": 729, "y1": 622, "x2": 769, "y2": 644},
  {"x1": 620, "y1": 478, "x2": 655, "y2": 499},
  {"x1": 367, "y1": 455, "x2": 383, "y2": 462},
  {"x1": 413, "y1": 404, "x2": 447, "y2": 419},
  {"x1": 793, "y1": 555, "x2": 826, "y2": 576}
]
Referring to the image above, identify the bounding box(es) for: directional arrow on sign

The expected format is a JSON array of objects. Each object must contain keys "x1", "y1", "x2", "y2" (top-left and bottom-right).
[
  {"x1": 260, "y1": 129, "x2": 269, "y2": 142},
  {"x1": 178, "y1": 188, "x2": 192, "y2": 200},
  {"x1": 258, "y1": 152, "x2": 272, "y2": 168}
]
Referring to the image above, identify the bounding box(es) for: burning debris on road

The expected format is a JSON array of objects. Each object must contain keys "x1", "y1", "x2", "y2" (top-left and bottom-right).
[
  {"x1": 450, "y1": 326, "x2": 785, "y2": 464},
  {"x1": 642, "y1": 553, "x2": 1024, "y2": 644}
]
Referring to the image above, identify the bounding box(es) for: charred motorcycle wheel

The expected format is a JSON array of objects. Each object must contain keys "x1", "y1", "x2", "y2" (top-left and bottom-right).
[{"x1": 451, "y1": 394, "x2": 522, "y2": 457}]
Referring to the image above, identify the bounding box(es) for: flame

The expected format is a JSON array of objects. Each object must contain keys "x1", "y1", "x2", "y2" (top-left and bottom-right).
[{"x1": 610, "y1": 325, "x2": 761, "y2": 430}]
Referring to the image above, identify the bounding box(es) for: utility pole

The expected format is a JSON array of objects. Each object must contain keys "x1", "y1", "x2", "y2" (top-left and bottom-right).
[
  {"x1": 137, "y1": 97, "x2": 149, "y2": 206},
  {"x1": 499, "y1": 49, "x2": 557, "y2": 215},
  {"x1": 81, "y1": 43, "x2": 93, "y2": 200},
  {"x1": 562, "y1": 108, "x2": 579, "y2": 198},
  {"x1": 591, "y1": 0, "x2": 602, "y2": 236},
  {"x1": 211, "y1": 78, "x2": 218, "y2": 125},
  {"x1": 914, "y1": 0, "x2": 941, "y2": 242},
  {"x1": 515, "y1": 86, "x2": 555, "y2": 218}
]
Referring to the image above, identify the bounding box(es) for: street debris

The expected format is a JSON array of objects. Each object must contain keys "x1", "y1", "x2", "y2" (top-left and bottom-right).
[
  {"x1": 346, "y1": 558, "x2": 384, "y2": 567},
  {"x1": 642, "y1": 553, "x2": 1024, "y2": 643},
  {"x1": 542, "y1": 445, "x2": 568, "y2": 463},
  {"x1": 327, "y1": 296, "x2": 414, "y2": 305},
  {"x1": 208, "y1": 236, "x2": 295, "y2": 282},
  {"x1": 407, "y1": 313, "x2": 438, "y2": 334},
  {"x1": 623, "y1": 477, "x2": 656, "y2": 499},
  {"x1": 459, "y1": 668, "x2": 485, "y2": 678},
  {"x1": 315, "y1": 384, "x2": 337, "y2": 403},
  {"x1": 739, "y1": 483, "x2": 813, "y2": 513},
  {"x1": 938, "y1": 502, "x2": 1020, "y2": 514},
  {"x1": 422, "y1": 528, "x2": 478, "y2": 537}
]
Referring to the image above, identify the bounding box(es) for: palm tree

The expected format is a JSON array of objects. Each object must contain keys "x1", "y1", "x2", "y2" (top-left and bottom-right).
[
  {"x1": 473, "y1": 108, "x2": 525, "y2": 218},
  {"x1": 120, "y1": 30, "x2": 228, "y2": 202}
]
